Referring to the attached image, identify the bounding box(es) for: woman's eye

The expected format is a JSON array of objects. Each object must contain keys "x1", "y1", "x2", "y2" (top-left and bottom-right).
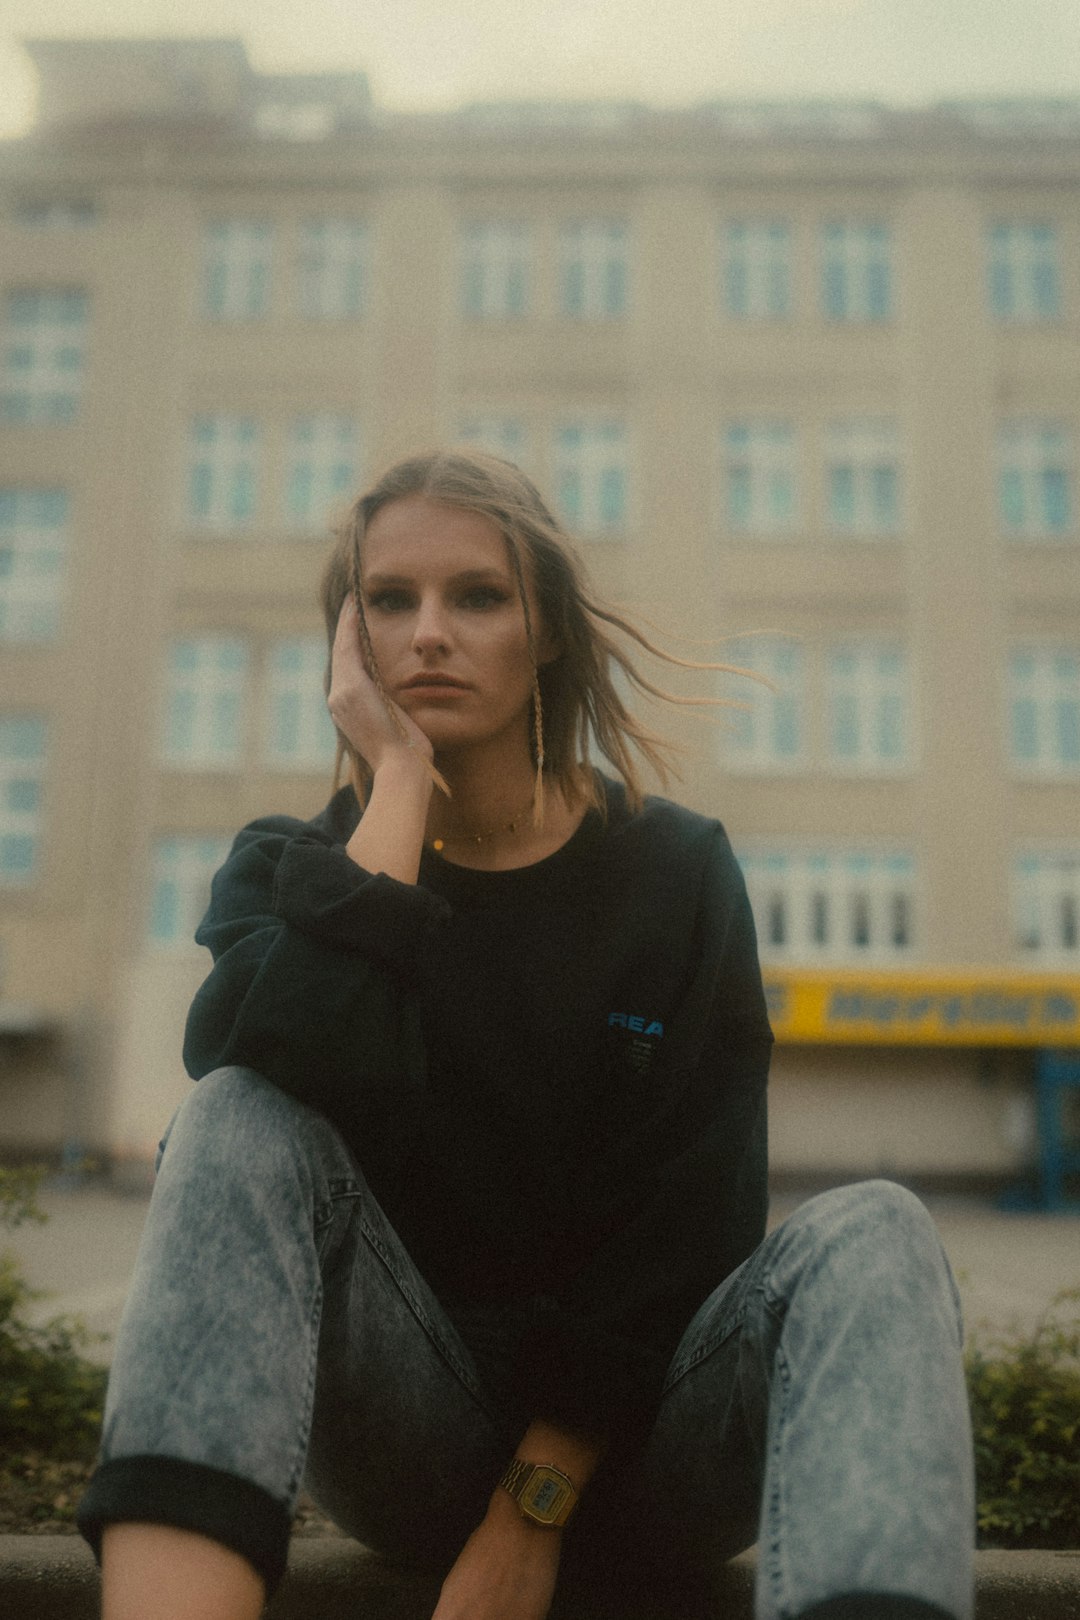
[
  {"x1": 366, "y1": 589, "x2": 413, "y2": 613},
  {"x1": 460, "y1": 586, "x2": 507, "y2": 610}
]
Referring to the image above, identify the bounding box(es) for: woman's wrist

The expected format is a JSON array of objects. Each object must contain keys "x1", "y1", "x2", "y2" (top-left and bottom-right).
[
  {"x1": 483, "y1": 1479, "x2": 569, "y2": 1550},
  {"x1": 511, "y1": 1420, "x2": 605, "y2": 1491},
  {"x1": 490, "y1": 1420, "x2": 605, "y2": 1537},
  {"x1": 369, "y1": 743, "x2": 436, "y2": 788},
  {"x1": 345, "y1": 748, "x2": 435, "y2": 882}
]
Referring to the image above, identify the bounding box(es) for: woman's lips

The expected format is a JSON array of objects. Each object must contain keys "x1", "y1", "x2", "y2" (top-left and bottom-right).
[{"x1": 400, "y1": 676, "x2": 470, "y2": 694}]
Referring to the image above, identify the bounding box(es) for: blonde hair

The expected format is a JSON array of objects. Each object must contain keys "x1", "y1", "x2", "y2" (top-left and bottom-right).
[{"x1": 320, "y1": 448, "x2": 747, "y2": 817}]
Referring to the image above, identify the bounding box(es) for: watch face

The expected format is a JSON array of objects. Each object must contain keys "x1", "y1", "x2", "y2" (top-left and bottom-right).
[{"x1": 521, "y1": 1468, "x2": 571, "y2": 1525}]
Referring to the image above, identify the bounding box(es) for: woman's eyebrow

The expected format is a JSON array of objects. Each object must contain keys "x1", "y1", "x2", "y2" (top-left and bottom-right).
[
  {"x1": 361, "y1": 571, "x2": 411, "y2": 588},
  {"x1": 363, "y1": 567, "x2": 512, "y2": 588},
  {"x1": 448, "y1": 567, "x2": 513, "y2": 586}
]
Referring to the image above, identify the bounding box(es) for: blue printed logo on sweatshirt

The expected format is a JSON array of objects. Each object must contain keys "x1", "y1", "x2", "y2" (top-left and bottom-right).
[
  {"x1": 608, "y1": 1011, "x2": 664, "y2": 1037},
  {"x1": 607, "y1": 1012, "x2": 664, "y2": 1078}
]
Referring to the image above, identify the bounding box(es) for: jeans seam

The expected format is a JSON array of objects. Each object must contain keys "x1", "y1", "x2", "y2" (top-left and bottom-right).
[
  {"x1": 284, "y1": 1276, "x2": 323, "y2": 1505},
  {"x1": 359, "y1": 1213, "x2": 501, "y2": 1425},
  {"x1": 762, "y1": 1339, "x2": 792, "y2": 1620},
  {"x1": 313, "y1": 1187, "x2": 362, "y2": 1233},
  {"x1": 663, "y1": 1302, "x2": 747, "y2": 1395}
]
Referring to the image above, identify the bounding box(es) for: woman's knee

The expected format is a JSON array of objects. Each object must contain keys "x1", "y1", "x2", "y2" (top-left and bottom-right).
[
  {"x1": 161, "y1": 1066, "x2": 273, "y2": 1159},
  {"x1": 777, "y1": 1180, "x2": 961, "y2": 1327},
  {"x1": 179, "y1": 1064, "x2": 270, "y2": 1122},
  {"x1": 787, "y1": 1178, "x2": 939, "y2": 1252},
  {"x1": 159, "y1": 1066, "x2": 346, "y2": 1190}
]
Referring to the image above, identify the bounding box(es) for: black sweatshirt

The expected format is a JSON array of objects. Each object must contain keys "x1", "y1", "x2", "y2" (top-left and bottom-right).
[{"x1": 184, "y1": 773, "x2": 773, "y2": 1450}]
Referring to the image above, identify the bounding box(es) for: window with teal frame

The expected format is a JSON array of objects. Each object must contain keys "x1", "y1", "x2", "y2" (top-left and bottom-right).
[
  {"x1": 724, "y1": 421, "x2": 798, "y2": 535},
  {"x1": 738, "y1": 847, "x2": 916, "y2": 964},
  {"x1": 460, "y1": 221, "x2": 530, "y2": 318},
  {"x1": 987, "y1": 222, "x2": 1061, "y2": 322},
  {"x1": 998, "y1": 421, "x2": 1074, "y2": 539},
  {"x1": 826, "y1": 642, "x2": 912, "y2": 771},
  {"x1": 149, "y1": 836, "x2": 232, "y2": 947},
  {"x1": 296, "y1": 219, "x2": 369, "y2": 319},
  {"x1": 0, "y1": 714, "x2": 46, "y2": 885},
  {"x1": 719, "y1": 637, "x2": 804, "y2": 770},
  {"x1": 262, "y1": 637, "x2": 337, "y2": 770},
  {"x1": 186, "y1": 415, "x2": 259, "y2": 531},
  {"x1": 0, "y1": 288, "x2": 88, "y2": 425},
  {"x1": 285, "y1": 414, "x2": 358, "y2": 530},
  {"x1": 553, "y1": 419, "x2": 627, "y2": 537},
  {"x1": 1008, "y1": 646, "x2": 1080, "y2": 775},
  {"x1": 162, "y1": 636, "x2": 248, "y2": 768},
  {"x1": 456, "y1": 415, "x2": 531, "y2": 467},
  {"x1": 821, "y1": 221, "x2": 892, "y2": 322},
  {"x1": 558, "y1": 221, "x2": 628, "y2": 319},
  {"x1": 1013, "y1": 852, "x2": 1080, "y2": 960},
  {"x1": 724, "y1": 220, "x2": 792, "y2": 319},
  {"x1": 0, "y1": 488, "x2": 69, "y2": 643},
  {"x1": 201, "y1": 220, "x2": 272, "y2": 321},
  {"x1": 825, "y1": 419, "x2": 900, "y2": 536}
]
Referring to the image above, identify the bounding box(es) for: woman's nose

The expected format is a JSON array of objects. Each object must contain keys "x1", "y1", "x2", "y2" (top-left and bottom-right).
[{"x1": 411, "y1": 598, "x2": 450, "y2": 652}]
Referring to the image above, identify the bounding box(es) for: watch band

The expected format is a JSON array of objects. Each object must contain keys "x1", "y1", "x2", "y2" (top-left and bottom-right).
[{"x1": 499, "y1": 1457, "x2": 579, "y2": 1528}]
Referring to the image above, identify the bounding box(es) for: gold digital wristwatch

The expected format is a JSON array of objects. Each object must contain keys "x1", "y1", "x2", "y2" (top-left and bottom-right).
[{"x1": 499, "y1": 1458, "x2": 579, "y2": 1528}]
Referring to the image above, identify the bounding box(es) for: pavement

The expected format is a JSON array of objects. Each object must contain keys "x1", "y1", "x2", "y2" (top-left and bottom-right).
[
  {"x1": 2, "y1": 1538, "x2": 1080, "y2": 1620},
  {"x1": 3, "y1": 1176, "x2": 1079, "y2": 1616}
]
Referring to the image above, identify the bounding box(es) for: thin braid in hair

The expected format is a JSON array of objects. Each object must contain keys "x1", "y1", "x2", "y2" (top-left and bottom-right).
[
  {"x1": 502, "y1": 530, "x2": 546, "y2": 827},
  {"x1": 346, "y1": 518, "x2": 451, "y2": 800},
  {"x1": 531, "y1": 667, "x2": 545, "y2": 819}
]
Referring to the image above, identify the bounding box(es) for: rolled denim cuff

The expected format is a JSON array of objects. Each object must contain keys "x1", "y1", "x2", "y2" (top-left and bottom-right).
[{"x1": 76, "y1": 1454, "x2": 292, "y2": 1597}]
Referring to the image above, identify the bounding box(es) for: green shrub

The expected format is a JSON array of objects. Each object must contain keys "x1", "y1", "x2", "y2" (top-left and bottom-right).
[
  {"x1": 0, "y1": 1166, "x2": 107, "y2": 1462},
  {"x1": 966, "y1": 1289, "x2": 1080, "y2": 1549}
]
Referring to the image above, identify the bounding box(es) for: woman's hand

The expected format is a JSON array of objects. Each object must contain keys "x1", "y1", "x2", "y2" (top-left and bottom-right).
[
  {"x1": 328, "y1": 597, "x2": 433, "y2": 774},
  {"x1": 332, "y1": 596, "x2": 435, "y2": 881},
  {"x1": 431, "y1": 1490, "x2": 561, "y2": 1620},
  {"x1": 429, "y1": 1421, "x2": 602, "y2": 1620}
]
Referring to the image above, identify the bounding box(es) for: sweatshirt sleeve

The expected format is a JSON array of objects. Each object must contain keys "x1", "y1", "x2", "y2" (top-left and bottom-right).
[
  {"x1": 183, "y1": 813, "x2": 451, "y2": 1132},
  {"x1": 508, "y1": 829, "x2": 772, "y2": 1450}
]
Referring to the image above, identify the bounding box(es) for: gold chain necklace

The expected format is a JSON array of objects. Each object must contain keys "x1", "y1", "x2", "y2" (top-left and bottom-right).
[{"x1": 429, "y1": 797, "x2": 535, "y2": 853}]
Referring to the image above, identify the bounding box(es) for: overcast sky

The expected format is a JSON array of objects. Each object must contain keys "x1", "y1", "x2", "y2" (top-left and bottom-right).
[{"x1": 2, "y1": 0, "x2": 1078, "y2": 138}]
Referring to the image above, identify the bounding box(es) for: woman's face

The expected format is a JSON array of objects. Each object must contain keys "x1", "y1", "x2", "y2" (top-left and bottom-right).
[{"x1": 360, "y1": 494, "x2": 554, "y2": 762}]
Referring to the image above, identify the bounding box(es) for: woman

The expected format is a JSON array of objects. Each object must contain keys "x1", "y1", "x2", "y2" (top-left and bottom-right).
[{"x1": 78, "y1": 451, "x2": 974, "y2": 1620}]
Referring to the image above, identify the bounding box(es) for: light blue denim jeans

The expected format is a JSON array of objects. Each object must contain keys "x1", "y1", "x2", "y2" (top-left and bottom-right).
[{"x1": 81, "y1": 1067, "x2": 974, "y2": 1619}]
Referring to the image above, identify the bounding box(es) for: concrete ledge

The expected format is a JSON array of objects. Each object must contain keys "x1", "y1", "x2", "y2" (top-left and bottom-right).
[{"x1": 1, "y1": 1538, "x2": 1078, "y2": 1619}]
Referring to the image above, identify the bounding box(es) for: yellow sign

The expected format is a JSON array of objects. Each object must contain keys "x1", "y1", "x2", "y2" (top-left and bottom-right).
[{"x1": 762, "y1": 968, "x2": 1080, "y2": 1047}]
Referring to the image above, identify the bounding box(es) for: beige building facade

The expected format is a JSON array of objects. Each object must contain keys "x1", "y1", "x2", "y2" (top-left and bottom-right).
[{"x1": 1, "y1": 41, "x2": 1078, "y2": 1187}]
